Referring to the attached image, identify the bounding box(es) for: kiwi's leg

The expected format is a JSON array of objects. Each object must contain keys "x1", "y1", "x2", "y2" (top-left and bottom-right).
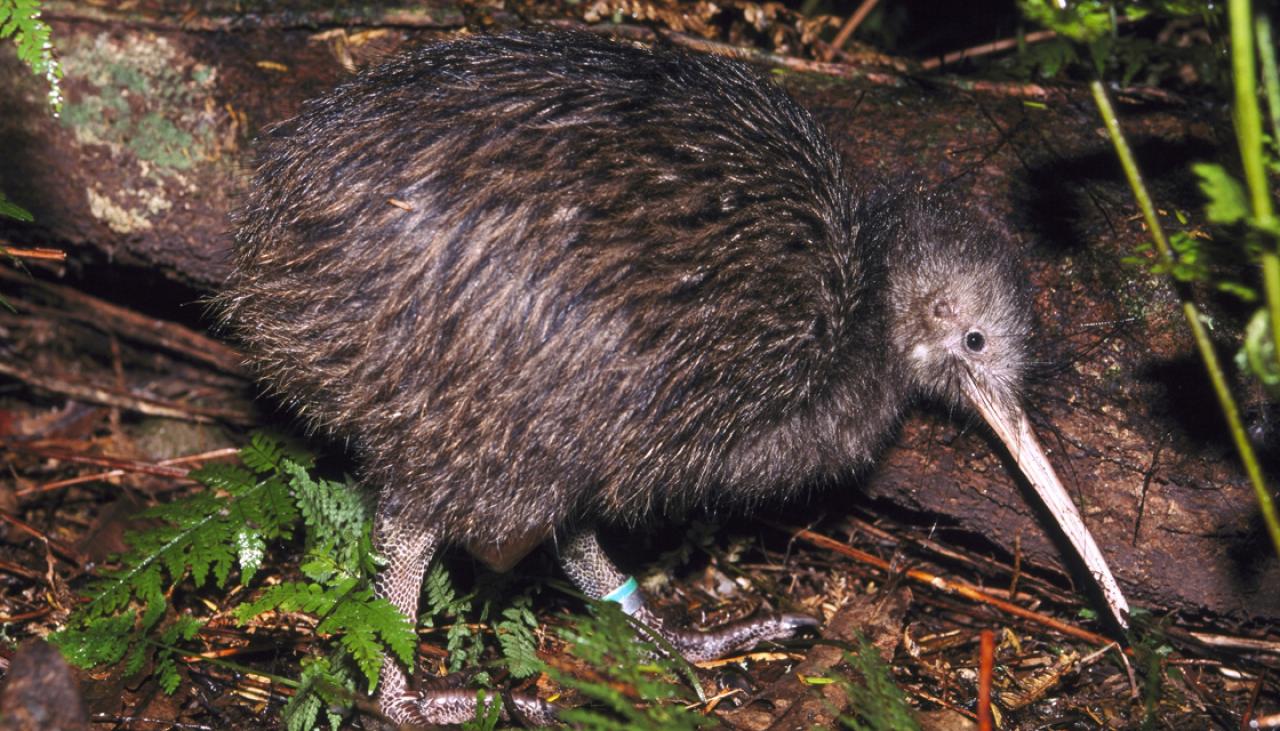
[
  {"x1": 557, "y1": 527, "x2": 818, "y2": 663},
  {"x1": 372, "y1": 506, "x2": 554, "y2": 727}
]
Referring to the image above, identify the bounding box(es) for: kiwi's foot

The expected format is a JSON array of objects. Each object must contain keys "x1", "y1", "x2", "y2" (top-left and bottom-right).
[
  {"x1": 558, "y1": 529, "x2": 821, "y2": 664},
  {"x1": 381, "y1": 688, "x2": 557, "y2": 728},
  {"x1": 645, "y1": 609, "x2": 820, "y2": 663}
]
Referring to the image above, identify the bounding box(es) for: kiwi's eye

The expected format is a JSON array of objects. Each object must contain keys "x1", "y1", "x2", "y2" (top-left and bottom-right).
[{"x1": 965, "y1": 331, "x2": 986, "y2": 352}]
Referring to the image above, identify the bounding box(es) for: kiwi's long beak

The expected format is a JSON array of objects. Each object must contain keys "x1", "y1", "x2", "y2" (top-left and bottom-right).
[{"x1": 963, "y1": 378, "x2": 1130, "y2": 630}]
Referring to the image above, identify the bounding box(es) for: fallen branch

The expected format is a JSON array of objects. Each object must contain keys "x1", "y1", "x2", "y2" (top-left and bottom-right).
[{"x1": 0, "y1": 361, "x2": 253, "y2": 424}]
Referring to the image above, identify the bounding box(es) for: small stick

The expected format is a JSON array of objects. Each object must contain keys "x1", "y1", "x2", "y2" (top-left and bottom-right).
[
  {"x1": 1251, "y1": 712, "x2": 1280, "y2": 729},
  {"x1": 912, "y1": 689, "x2": 978, "y2": 721},
  {"x1": 550, "y1": 19, "x2": 908, "y2": 85},
  {"x1": 921, "y1": 29, "x2": 1058, "y2": 71},
  {"x1": 14, "y1": 447, "x2": 189, "y2": 477},
  {"x1": 0, "y1": 607, "x2": 52, "y2": 623},
  {"x1": 1009, "y1": 533, "x2": 1022, "y2": 600},
  {"x1": 842, "y1": 514, "x2": 1074, "y2": 605},
  {"x1": 90, "y1": 715, "x2": 213, "y2": 731},
  {"x1": 1189, "y1": 633, "x2": 1280, "y2": 655},
  {"x1": 15, "y1": 447, "x2": 239, "y2": 497},
  {"x1": 824, "y1": 0, "x2": 880, "y2": 62},
  {"x1": 0, "y1": 557, "x2": 44, "y2": 580},
  {"x1": 0, "y1": 246, "x2": 66, "y2": 261},
  {"x1": 978, "y1": 629, "x2": 995, "y2": 731},
  {"x1": 41, "y1": 0, "x2": 464, "y2": 33}
]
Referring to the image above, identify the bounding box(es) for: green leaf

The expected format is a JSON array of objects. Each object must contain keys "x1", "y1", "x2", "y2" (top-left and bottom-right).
[
  {"x1": 154, "y1": 616, "x2": 202, "y2": 696},
  {"x1": 122, "y1": 641, "x2": 148, "y2": 678},
  {"x1": 1217, "y1": 280, "x2": 1257, "y2": 301},
  {"x1": 460, "y1": 691, "x2": 504, "y2": 731},
  {"x1": 368, "y1": 596, "x2": 417, "y2": 670},
  {"x1": 283, "y1": 656, "x2": 352, "y2": 731},
  {"x1": 1018, "y1": 0, "x2": 1116, "y2": 43},
  {"x1": 339, "y1": 621, "x2": 382, "y2": 693},
  {"x1": 0, "y1": 0, "x2": 63, "y2": 112},
  {"x1": 1192, "y1": 163, "x2": 1249, "y2": 225},
  {"x1": 0, "y1": 192, "x2": 32, "y2": 222},
  {"x1": 49, "y1": 612, "x2": 137, "y2": 668},
  {"x1": 283, "y1": 462, "x2": 370, "y2": 573},
  {"x1": 157, "y1": 659, "x2": 182, "y2": 694},
  {"x1": 235, "y1": 526, "x2": 267, "y2": 585},
  {"x1": 497, "y1": 601, "x2": 542, "y2": 679},
  {"x1": 241, "y1": 432, "x2": 287, "y2": 474}
]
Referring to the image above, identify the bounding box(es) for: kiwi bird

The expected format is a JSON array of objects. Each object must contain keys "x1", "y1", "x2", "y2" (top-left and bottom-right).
[{"x1": 218, "y1": 28, "x2": 1129, "y2": 726}]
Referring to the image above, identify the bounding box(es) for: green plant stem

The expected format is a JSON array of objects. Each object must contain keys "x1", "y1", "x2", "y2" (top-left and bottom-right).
[
  {"x1": 1231, "y1": 0, "x2": 1280, "y2": 379},
  {"x1": 1250, "y1": 12, "x2": 1280, "y2": 404},
  {"x1": 1231, "y1": 0, "x2": 1275, "y2": 224},
  {"x1": 1090, "y1": 80, "x2": 1280, "y2": 558},
  {"x1": 1258, "y1": 14, "x2": 1280, "y2": 145}
]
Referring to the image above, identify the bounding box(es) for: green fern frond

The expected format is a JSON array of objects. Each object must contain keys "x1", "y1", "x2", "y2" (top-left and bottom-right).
[
  {"x1": 459, "y1": 691, "x2": 503, "y2": 731},
  {"x1": 52, "y1": 434, "x2": 403, "y2": 723},
  {"x1": 425, "y1": 561, "x2": 463, "y2": 616},
  {"x1": 48, "y1": 611, "x2": 136, "y2": 668},
  {"x1": 283, "y1": 462, "x2": 370, "y2": 571},
  {"x1": 156, "y1": 616, "x2": 203, "y2": 694},
  {"x1": 285, "y1": 654, "x2": 357, "y2": 731},
  {"x1": 49, "y1": 433, "x2": 531, "y2": 729},
  {"x1": 240, "y1": 432, "x2": 288, "y2": 473},
  {"x1": 232, "y1": 578, "x2": 414, "y2": 692},
  {"x1": 496, "y1": 599, "x2": 542, "y2": 679},
  {"x1": 0, "y1": 0, "x2": 62, "y2": 111},
  {"x1": 77, "y1": 472, "x2": 286, "y2": 624}
]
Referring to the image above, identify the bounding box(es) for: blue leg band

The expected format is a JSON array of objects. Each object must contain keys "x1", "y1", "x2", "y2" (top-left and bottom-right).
[{"x1": 602, "y1": 576, "x2": 642, "y2": 616}]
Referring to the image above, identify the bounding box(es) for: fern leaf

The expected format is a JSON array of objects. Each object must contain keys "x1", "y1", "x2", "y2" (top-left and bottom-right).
[
  {"x1": 368, "y1": 596, "x2": 417, "y2": 669},
  {"x1": 122, "y1": 641, "x2": 148, "y2": 678},
  {"x1": 241, "y1": 433, "x2": 286, "y2": 474},
  {"x1": 283, "y1": 669, "x2": 324, "y2": 731},
  {"x1": 49, "y1": 612, "x2": 135, "y2": 668},
  {"x1": 424, "y1": 562, "x2": 460, "y2": 619},
  {"x1": 552, "y1": 602, "x2": 715, "y2": 730},
  {"x1": 234, "y1": 526, "x2": 267, "y2": 585},
  {"x1": 338, "y1": 622, "x2": 382, "y2": 693},
  {"x1": 0, "y1": 0, "x2": 62, "y2": 111},
  {"x1": 54, "y1": 433, "x2": 411, "y2": 728},
  {"x1": 283, "y1": 462, "x2": 369, "y2": 572},
  {"x1": 836, "y1": 636, "x2": 920, "y2": 731},
  {"x1": 497, "y1": 603, "x2": 542, "y2": 679},
  {"x1": 157, "y1": 658, "x2": 182, "y2": 694},
  {"x1": 150, "y1": 615, "x2": 204, "y2": 695}
]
